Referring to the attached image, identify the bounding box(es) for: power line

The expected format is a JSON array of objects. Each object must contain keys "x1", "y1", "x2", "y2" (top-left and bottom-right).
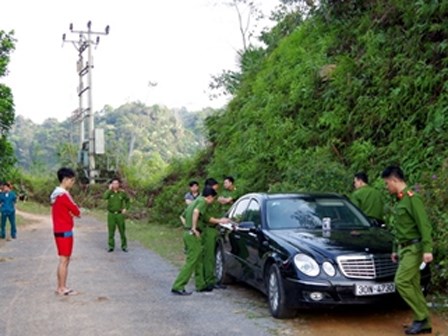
[{"x1": 62, "y1": 21, "x2": 109, "y2": 184}]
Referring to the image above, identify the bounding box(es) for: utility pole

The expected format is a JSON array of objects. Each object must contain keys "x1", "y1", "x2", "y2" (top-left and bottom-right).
[{"x1": 62, "y1": 21, "x2": 109, "y2": 184}]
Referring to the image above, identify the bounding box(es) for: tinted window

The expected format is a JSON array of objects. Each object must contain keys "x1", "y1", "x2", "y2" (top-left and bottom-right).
[
  {"x1": 245, "y1": 200, "x2": 261, "y2": 227},
  {"x1": 229, "y1": 198, "x2": 250, "y2": 224},
  {"x1": 266, "y1": 197, "x2": 371, "y2": 230}
]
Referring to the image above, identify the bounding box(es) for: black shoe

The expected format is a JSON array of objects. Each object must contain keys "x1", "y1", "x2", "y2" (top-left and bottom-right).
[
  {"x1": 171, "y1": 289, "x2": 192, "y2": 296},
  {"x1": 405, "y1": 320, "x2": 432, "y2": 335},
  {"x1": 122, "y1": 248, "x2": 128, "y2": 252},
  {"x1": 108, "y1": 248, "x2": 114, "y2": 252},
  {"x1": 197, "y1": 285, "x2": 214, "y2": 292},
  {"x1": 213, "y1": 283, "x2": 227, "y2": 289}
]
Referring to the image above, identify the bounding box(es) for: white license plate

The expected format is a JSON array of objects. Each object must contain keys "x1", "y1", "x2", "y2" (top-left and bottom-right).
[{"x1": 355, "y1": 282, "x2": 395, "y2": 296}]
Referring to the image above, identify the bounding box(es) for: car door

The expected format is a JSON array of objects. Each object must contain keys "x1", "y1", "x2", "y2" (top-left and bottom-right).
[
  {"x1": 237, "y1": 199, "x2": 265, "y2": 288},
  {"x1": 226, "y1": 197, "x2": 251, "y2": 279}
]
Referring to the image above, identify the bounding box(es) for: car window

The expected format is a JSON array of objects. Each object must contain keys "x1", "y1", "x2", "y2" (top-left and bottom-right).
[
  {"x1": 245, "y1": 200, "x2": 261, "y2": 227},
  {"x1": 266, "y1": 197, "x2": 371, "y2": 230},
  {"x1": 229, "y1": 198, "x2": 250, "y2": 224}
]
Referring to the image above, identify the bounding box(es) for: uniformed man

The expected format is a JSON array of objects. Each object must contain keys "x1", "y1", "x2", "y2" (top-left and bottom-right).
[
  {"x1": 217, "y1": 176, "x2": 239, "y2": 212},
  {"x1": 351, "y1": 172, "x2": 385, "y2": 224},
  {"x1": 382, "y1": 166, "x2": 433, "y2": 335},
  {"x1": 200, "y1": 177, "x2": 232, "y2": 290},
  {"x1": 171, "y1": 187, "x2": 218, "y2": 295},
  {"x1": 103, "y1": 178, "x2": 130, "y2": 252}
]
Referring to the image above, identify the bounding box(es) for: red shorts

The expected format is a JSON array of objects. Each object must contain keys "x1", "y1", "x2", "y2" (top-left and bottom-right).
[{"x1": 55, "y1": 237, "x2": 74, "y2": 257}]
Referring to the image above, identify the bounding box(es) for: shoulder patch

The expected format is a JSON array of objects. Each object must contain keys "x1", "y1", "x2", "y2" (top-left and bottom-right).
[{"x1": 407, "y1": 190, "x2": 414, "y2": 197}]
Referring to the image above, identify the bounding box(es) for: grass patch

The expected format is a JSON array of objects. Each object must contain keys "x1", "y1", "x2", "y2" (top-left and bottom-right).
[
  {"x1": 88, "y1": 208, "x2": 185, "y2": 267},
  {"x1": 16, "y1": 201, "x2": 50, "y2": 215},
  {"x1": 16, "y1": 214, "x2": 30, "y2": 226},
  {"x1": 127, "y1": 219, "x2": 185, "y2": 267}
]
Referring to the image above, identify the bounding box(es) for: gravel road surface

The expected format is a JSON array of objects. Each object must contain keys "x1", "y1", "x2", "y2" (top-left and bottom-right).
[
  {"x1": 1, "y1": 211, "x2": 446, "y2": 336},
  {"x1": 0, "y1": 211, "x2": 279, "y2": 336}
]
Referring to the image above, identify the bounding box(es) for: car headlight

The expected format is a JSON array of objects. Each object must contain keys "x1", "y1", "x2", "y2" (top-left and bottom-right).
[
  {"x1": 294, "y1": 254, "x2": 320, "y2": 277},
  {"x1": 322, "y1": 261, "x2": 336, "y2": 277}
]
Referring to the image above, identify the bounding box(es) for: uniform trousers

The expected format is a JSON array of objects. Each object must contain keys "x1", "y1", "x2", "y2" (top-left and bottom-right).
[
  {"x1": 395, "y1": 243, "x2": 431, "y2": 325},
  {"x1": 172, "y1": 231, "x2": 205, "y2": 291},
  {"x1": 202, "y1": 226, "x2": 218, "y2": 286},
  {"x1": 107, "y1": 212, "x2": 127, "y2": 249}
]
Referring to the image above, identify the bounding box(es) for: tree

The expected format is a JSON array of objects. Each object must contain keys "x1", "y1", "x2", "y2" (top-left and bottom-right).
[
  {"x1": 0, "y1": 30, "x2": 16, "y2": 177},
  {"x1": 225, "y1": 0, "x2": 264, "y2": 52}
]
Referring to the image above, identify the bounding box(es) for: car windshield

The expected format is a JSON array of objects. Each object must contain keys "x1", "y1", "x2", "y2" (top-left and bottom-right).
[{"x1": 266, "y1": 197, "x2": 371, "y2": 230}]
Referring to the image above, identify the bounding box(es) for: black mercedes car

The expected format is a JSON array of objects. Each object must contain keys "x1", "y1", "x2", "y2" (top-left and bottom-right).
[{"x1": 214, "y1": 192, "x2": 431, "y2": 318}]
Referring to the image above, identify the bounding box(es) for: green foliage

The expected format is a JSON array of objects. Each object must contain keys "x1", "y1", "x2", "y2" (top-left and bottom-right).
[
  {"x1": 9, "y1": 103, "x2": 212, "y2": 185},
  {"x1": 149, "y1": 0, "x2": 448, "y2": 292},
  {"x1": 0, "y1": 30, "x2": 15, "y2": 77},
  {"x1": 0, "y1": 30, "x2": 16, "y2": 176},
  {"x1": 147, "y1": 148, "x2": 214, "y2": 227},
  {"x1": 417, "y1": 162, "x2": 448, "y2": 292}
]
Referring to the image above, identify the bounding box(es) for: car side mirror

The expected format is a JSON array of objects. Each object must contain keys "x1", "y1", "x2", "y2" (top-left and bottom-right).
[
  {"x1": 237, "y1": 221, "x2": 256, "y2": 232},
  {"x1": 370, "y1": 217, "x2": 386, "y2": 229}
]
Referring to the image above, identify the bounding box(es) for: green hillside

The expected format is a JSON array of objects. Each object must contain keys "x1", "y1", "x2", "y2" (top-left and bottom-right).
[
  {"x1": 9, "y1": 102, "x2": 211, "y2": 175},
  {"x1": 205, "y1": 0, "x2": 448, "y2": 192},
  {"x1": 149, "y1": 0, "x2": 448, "y2": 289}
]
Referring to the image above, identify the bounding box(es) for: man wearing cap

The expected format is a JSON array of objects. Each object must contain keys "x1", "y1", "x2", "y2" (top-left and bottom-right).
[{"x1": 382, "y1": 165, "x2": 433, "y2": 335}]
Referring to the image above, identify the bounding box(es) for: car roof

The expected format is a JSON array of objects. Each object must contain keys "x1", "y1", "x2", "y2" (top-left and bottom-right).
[{"x1": 240, "y1": 192, "x2": 347, "y2": 201}]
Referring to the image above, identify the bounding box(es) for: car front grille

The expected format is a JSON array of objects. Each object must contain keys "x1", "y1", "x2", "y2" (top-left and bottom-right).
[{"x1": 336, "y1": 254, "x2": 397, "y2": 279}]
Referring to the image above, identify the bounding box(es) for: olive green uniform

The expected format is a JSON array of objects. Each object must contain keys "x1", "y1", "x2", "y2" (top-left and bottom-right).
[
  {"x1": 351, "y1": 185, "x2": 384, "y2": 221},
  {"x1": 202, "y1": 204, "x2": 220, "y2": 287},
  {"x1": 202, "y1": 188, "x2": 239, "y2": 287},
  {"x1": 103, "y1": 190, "x2": 130, "y2": 250},
  {"x1": 393, "y1": 187, "x2": 432, "y2": 326},
  {"x1": 172, "y1": 197, "x2": 208, "y2": 291},
  {"x1": 219, "y1": 188, "x2": 239, "y2": 216}
]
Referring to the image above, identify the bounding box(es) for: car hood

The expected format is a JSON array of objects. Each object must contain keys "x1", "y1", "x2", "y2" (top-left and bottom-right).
[{"x1": 270, "y1": 228, "x2": 393, "y2": 259}]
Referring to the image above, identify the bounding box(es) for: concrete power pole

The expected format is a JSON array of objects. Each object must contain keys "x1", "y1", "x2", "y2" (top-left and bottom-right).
[{"x1": 62, "y1": 21, "x2": 109, "y2": 184}]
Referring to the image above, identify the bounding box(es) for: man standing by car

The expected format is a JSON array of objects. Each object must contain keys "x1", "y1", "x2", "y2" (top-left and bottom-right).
[
  {"x1": 172, "y1": 187, "x2": 222, "y2": 295},
  {"x1": 351, "y1": 172, "x2": 385, "y2": 224},
  {"x1": 382, "y1": 165, "x2": 433, "y2": 335},
  {"x1": 218, "y1": 176, "x2": 239, "y2": 213},
  {"x1": 201, "y1": 177, "x2": 233, "y2": 290}
]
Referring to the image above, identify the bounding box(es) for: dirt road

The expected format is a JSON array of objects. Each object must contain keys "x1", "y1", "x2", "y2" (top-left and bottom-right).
[
  {"x1": 0, "y1": 211, "x2": 278, "y2": 336},
  {"x1": 1, "y1": 211, "x2": 446, "y2": 336}
]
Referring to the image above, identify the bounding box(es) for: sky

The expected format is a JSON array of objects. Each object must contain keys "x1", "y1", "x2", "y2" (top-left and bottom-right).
[{"x1": 1, "y1": 0, "x2": 279, "y2": 124}]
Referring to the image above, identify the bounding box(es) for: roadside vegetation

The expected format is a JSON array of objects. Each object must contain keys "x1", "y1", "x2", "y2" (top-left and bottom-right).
[{"x1": 1, "y1": 0, "x2": 447, "y2": 302}]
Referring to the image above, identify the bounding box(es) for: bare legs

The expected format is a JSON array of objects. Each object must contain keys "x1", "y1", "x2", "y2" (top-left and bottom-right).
[{"x1": 56, "y1": 256, "x2": 70, "y2": 294}]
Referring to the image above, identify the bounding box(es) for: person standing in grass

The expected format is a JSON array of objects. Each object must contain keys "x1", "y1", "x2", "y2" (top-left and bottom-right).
[
  {"x1": 50, "y1": 167, "x2": 81, "y2": 296},
  {"x1": 0, "y1": 182, "x2": 18, "y2": 240},
  {"x1": 103, "y1": 177, "x2": 130, "y2": 252}
]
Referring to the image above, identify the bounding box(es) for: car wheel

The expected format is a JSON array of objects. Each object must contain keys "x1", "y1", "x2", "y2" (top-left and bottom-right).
[
  {"x1": 215, "y1": 245, "x2": 234, "y2": 284},
  {"x1": 266, "y1": 263, "x2": 296, "y2": 319}
]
